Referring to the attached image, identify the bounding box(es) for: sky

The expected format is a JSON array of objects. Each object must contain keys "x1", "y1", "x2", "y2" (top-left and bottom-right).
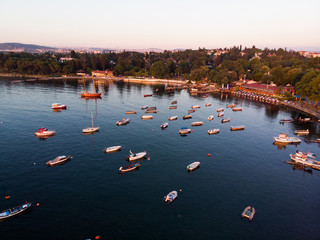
[{"x1": 1, "y1": 0, "x2": 320, "y2": 51}]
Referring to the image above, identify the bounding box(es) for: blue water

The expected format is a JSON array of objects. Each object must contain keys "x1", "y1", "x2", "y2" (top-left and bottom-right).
[{"x1": 0, "y1": 79, "x2": 320, "y2": 240}]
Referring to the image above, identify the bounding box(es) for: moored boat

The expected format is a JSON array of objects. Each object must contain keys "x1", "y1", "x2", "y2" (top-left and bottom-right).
[
  {"x1": 216, "y1": 108, "x2": 224, "y2": 112},
  {"x1": 119, "y1": 163, "x2": 140, "y2": 173},
  {"x1": 179, "y1": 127, "x2": 192, "y2": 135},
  {"x1": 205, "y1": 103, "x2": 211, "y2": 107},
  {"x1": 35, "y1": 127, "x2": 56, "y2": 137},
  {"x1": 125, "y1": 111, "x2": 137, "y2": 114},
  {"x1": 230, "y1": 126, "x2": 245, "y2": 131},
  {"x1": 171, "y1": 100, "x2": 177, "y2": 104},
  {"x1": 169, "y1": 106, "x2": 177, "y2": 109},
  {"x1": 208, "y1": 115, "x2": 214, "y2": 121},
  {"x1": 141, "y1": 115, "x2": 153, "y2": 120},
  {"x1": 188, "y1": 109, "x2": 196, "y2": 113},
  {"x1": 274, "y1": 133, "x2": 301, "y2": 143},
  {"x1": 128, "y1": 150, "x2": 147, "y2": 161},
  {"x1": 289, "y1": 151, "x2": 320, "y2": 170},
  {"x1": 208, "y1": 129, "x2": 220, "y2": 135},
  {"x1": 168, "y1": 116, "x2": 178, "y2": 121},
  {"x1": 187, "y1": 161, "x2": 200, "y2": 171},
  {"x1": 191, "y1": 121, "x2": 203, "y2": 126},
  {"x1": 192, "y1": 105, "x2": 201, "y2": 109},
  {"x1": 221, "y1": 118, "x2": 231, "y2": 123},
  {"x1": 83, "y1": 112, "x2": 100, "y2": 133},
  {"x1": 217, "y1": 112, "x2": 224, "y2": 117},
  {"x1": 51, "y1": 103, "x2": 67, "y2": 109},
  {"x1": 146, "y1": 106, "x2": 157, "y2": 111},
  {"x1": 46, "y1": 155, "x2": 72, "y2": 166},
  {"x1": 104, "y1": 145, "x2": 122, "y2": 153},
  {"x1": 183, "y1": 114, "x2": 192, "y2": 120},
  {"x1": 232, "y1": 107, "x2": 242, "y2": 111},
  {"x1": 279, "y1": 119, "x2": 293, "y2": 123},
  {"x1": 161, "y1": 122, "x2": 168, "y2": 129},
  {"x1": 116, "y1": 118, "x2": 130, "y2": 126},
  {"x1": 145, "y1": 109, "x2": 158, "y2": 113},
  {"x1": 294, "y1": 129, "x2": 309, "y2": 135},
  {"x1": 141, "y1": 105, "x2": 148, "y2": 110},
  {"x1": 164, "y1": 191, "x2": 178, "y2": 203},
  {"x1": 144, "y1": 94, "x2": 152, "y2": 97},
  {"x1": 241, "y1": 206, "x2": 255, "y2": 222},
  {"x1": 0, "y1": 202, "x2": 32, "y2": 221},
  {"x1": 226, "y1": 103, "x2": 235, "y2": 108}
]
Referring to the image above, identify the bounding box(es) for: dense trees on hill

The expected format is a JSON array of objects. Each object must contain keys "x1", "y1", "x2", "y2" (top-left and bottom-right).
[{"x1": 0, "y1": 47, "x2": 319, "y2": 100}]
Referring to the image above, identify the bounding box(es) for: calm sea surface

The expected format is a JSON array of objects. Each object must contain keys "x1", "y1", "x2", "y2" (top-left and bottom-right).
[{"x1": 0, "y1": 78, "x2": 320, "y2": 240}]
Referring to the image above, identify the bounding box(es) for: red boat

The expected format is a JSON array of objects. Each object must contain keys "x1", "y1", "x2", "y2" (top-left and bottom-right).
[
  {"x1": 80, "y1": 78, "x2": 102, "y2": 98},
  {"x1": 51, "y1": 103, "x2": 67, "y2": 109},
  {"x1": 144, "y1": 94, "x2": 153, "y2": 97}
]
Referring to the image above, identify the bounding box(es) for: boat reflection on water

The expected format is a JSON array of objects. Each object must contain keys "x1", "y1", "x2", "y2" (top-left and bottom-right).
[
  {"x1": 273, "y1": 141, "x2": 300, "y2": 150},
  {"x1": 36, "y1": 135, "x2": 56, "y2": 141}
]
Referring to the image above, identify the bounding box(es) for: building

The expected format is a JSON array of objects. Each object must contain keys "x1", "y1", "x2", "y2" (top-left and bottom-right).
[{"x1": 92, "y1": 70, "x2": 114, "y2": 78}]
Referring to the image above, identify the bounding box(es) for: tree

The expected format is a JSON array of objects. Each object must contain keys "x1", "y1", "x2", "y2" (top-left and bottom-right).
[{"x1": 150, "y1": 61, "x2": 169, "y2": 78}]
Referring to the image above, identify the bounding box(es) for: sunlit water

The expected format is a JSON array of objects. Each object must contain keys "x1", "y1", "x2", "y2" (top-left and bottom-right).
[{"x1": 0, "y1": 78, "x2": 319, "y2": 240}]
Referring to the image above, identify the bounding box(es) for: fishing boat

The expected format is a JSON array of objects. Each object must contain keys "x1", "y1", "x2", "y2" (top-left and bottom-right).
[
  {"x1": 294, "y1": 129, "x2": 309, "y2": 135},
  {"x1": 205, "y1": 103, "x2": 211, "y2": 107},
  {"x1": 104, "y1": 145, "x2": 122, "y2": 153},
  {"x1": 221, "y1": 118, "x2": 231, "y2": 123},
  {"x1": 208, "y1": 129, "x2": 220, "y2": 135},
  {"x1": 188, "y1": 109, "x2": 196, "y2": 113},
  {"x1": 230, "y1": 126, "x2": 245, "y2": 131},
  {"x1": 274, "y1": 133, "x2": 301, "y2": 143},
  {"x1": 183, "y1": 114, "x2": 192, "y2": 120},
  {"x1": 279, "y1": 119, "x2": 293, "y2": 123},
  {"x1": 208, "y1": 115, "x2": 214, "y2": 121},
  {"x1": 141, "y1": 105, "x2": 148, "y2": 110},
  {"x1": 0, "y1": 202, "x2": 32, "y2": 221},
  {"x1": 289, "y1": 151, "x2": 320, "y2": 170},
  {"x1": 187, "y1": 161, "x2": 200, "y2": 171},
  {"x1": 128, "y1": 150, "x2": 147, "y2": 161},
  {"x1": 168, "y1": 116, "x2": 178, "y2": 121},
  {"x1": 232, "y1": 107, "x2": 242, "y2": 111},
  {"x1": 161, "y1": 122, "x2": 168, "y2": 129},
  {"x1": 51, "y1": 103, "x2": 67, "y2": 109},
  {"x1": 241, "y1": 206, "x2": 255, "y2": 222},
  {"x1": 164, "y1": 191, "x2": 178, "y2": 203},
  {"x1": 83, "y1": 112, "x2": 100, "y2": 133},
  {"x1": 144, "y1": 94, "x2": 153, "y2": 97},
  {"x1": 145, "y1": 109, "x2": 158, "y2": 113},
  {"x1": 125, "y1": 111, "x2": 137, "y2": 114},
  {"x1": 169, "y1": 106, "x2": 177, "y2": 109},
  {"x1": 191, "y1": 121, "x2": 203, "y2": 126},
  {"x1": 116, "y1": 118, "x2": 130, "y2": 126},
  {"x1": 217, "y1": 112, "x2": 224, "y2": 117},
  {"x1": 179, "y1": 127, "x2": 192, "y2": 135},
  {"x1": 119, "y1": 163, "x2": 140, "y2": 173},
  {"x1": 34, "y1": 127, "x2": 56, "y2": 137},
  {"x1": 80, "y1": 78, "x2": 102, "y2": 98},
  {"x1": 226, "y1": 104, "x2": 235, "y2": 108},
  {"x1": 141, "y1": 115, "x2": 153, "y2": 120},
  {"x1": 216, "y1": 108, "x2": 224, "y2": 112},
  {"x1": 171, "y1": 100, "x2": 177, "y2": 104},
  {"x1": 46, "y1": 155, "x2": 72, "y2": 166},
  {"x1": 192, "y1": 105, "x2": 201, "y2": 109}
]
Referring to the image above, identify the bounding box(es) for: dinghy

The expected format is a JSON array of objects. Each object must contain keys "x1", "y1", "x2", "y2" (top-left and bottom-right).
[
  {"x1": 119, "y1": 163, "x2": 140, "y2": 173},
  {"x1": 104, "y1": 145, "x2": 122, "y2": 153},
  {"x1": 0, "y1": 202, "x2": 32, "y2": 221},
  {"x1": 241, "y1": 206, "x2": 255, "y2": 221},
  {"x1": 164, "y1": 191, "x2": 178, "y2": 203},
  {"x1": 187, "y1": 161, "x2": 200, "y2": 171},
  {"x1": 128, "y1": 150, "x2": 147, "y2": 161}
]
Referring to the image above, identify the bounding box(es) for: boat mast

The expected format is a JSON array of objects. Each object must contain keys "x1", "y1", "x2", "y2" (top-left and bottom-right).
[
  {"x1": 92, "y1": 77, "x2": 97, "y2": 93},
  {"x1": 83, "y1": 78, "x2": 87, "y2": 92},
  {"x1": 91, "y1": 111, "x2": 94, "y2": 127}
]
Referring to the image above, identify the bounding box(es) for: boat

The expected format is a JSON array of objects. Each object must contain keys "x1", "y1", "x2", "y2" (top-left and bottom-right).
[
  {"x1": 232, "y1": 107, "x2": 242, "y2": 111},
  {"x1": 191, "y1": 121, "x2": 203, "y2": 126},
  {"x1": 125, "y1": 111, "x2": 137, "y2": 114},
  {"x1": 80, "y1": 78, "x2": 102, "y2": 98},
  {"x1": 188, "y1": 109, "x2": 196, "y2": 113},
  {"x1": 217, "y1": 112, "x2": 224, "y2": 117},
  {"x1": 169, "y1": 106, "x2": 177, "y2": 109},
  {"x1": 83, "y1": 112, "x2": 100, "y2": 133},
  {"x1": 208, "y1": 129, "x2": 220, "y2": 135},
  {"x1": 141, "y1": 115, "x2": 153, "y2": 120},
  {"x1": 104, "y1": 145, "x2": 122, "y2": 153},
  {"x1": 141, "y1": 105, "x2": 148, "y2": 110},
  {"x1": 294, "y1": 129, "x2": 309, "y2": 135},
  {"x1": 179, "y1": 127, "x2": 192, "y2": 135},
  {"x1": 116, "y1": 118, "x2": 130, "y2": 126},
  {"x1": 128, "y1": 150, "x2": 147, "y2": 161},
  {"x1": 274, "y1": 133, "x2": 301, "y2": 143},
  {"x1": 192, "y1": 105, "x2": 201, "y2": 109},
  {"x1": 289, "y1": 151, "x2": 320, "y2": 170},
  {"x1": 171, "y1": 100, "x2": 177, "y2": 104},
  {"x1": 0, "y1": 202, "x2": 32, "y2": 221},
  {"x1": 230, "y1": 126, "x2": 245, "y2": 131},
  {"x1": 205, "y1": 103, "x2": 211, "y2": 107},
  {"x1": 161, "y1": 122, "x2": 168, "y2": 129},
  {"x1": 187, "y1": 162, "x2": 200, "y2": 171},
  {"x1": 183, "y1": 115, "x2": 192, "y2": 120},
  {"x1": 216, "y1": 108, "x2": 224, "y2": 112},
  {"x1": 221, "y1": 118, "x2": 231, "y2": 123},
  {"x1": 163, "y1": 191, "x2": 178, "y2": 203},
  {"x1": 279, "y1": 119, "x2": 293, "y2": 123},
  {"x1": 144, "y1": 94, "x2": 153, "y2": 97},
  {"x1": 46, "y1": 155, "x2": 72, "y2": 166},
  {"x1": 51, "y1": 103, "x2": 67, "y2": 109},
  {"x1": 119, "y1": 163, "x2": 140, "y2": 173},
  {"x1": 226, "y1": 104, "x2": 235, "y2": 108},
  {"x1": 208, "y1": 115, "x2": 214, "y2": 121},
  {"x1": 146, "y1": 107, "x2": 157, "y2": 111},
  {"x1": 241, "y1": 206, "x2": 255, "y2": 222},
  {"x1": 168, "y1": 116, "x2": 178, "y2": 121},
  {"x1": 34, "y1": 127, "x2": 56, "y2": 137},
  {"x1": 145, "y1": 109, "x2": 157, "y2": 113},
  {"x1": 298, "y1": 117, "x2": 311, "y2": 122}
]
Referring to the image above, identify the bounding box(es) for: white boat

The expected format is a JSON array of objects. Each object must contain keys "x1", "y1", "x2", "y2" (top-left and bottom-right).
[
  {"x1": 241, "y1": 206, "x2": 255, "y2": 222},
  {"x1": 164, "y1": 191, "x2": 178, "y2": 203},
  {"x1": 46, "y1": 155, "x2": 72, "y2": 166},
  {"x1": 216, "y1": 108, "x2": 224, "y2": 112},
  {"x1": 187, "y1": 161, "x2": 200, "y2": 171},
  {"x1": 51, "y1": 103, "x2": 67, "y2": 109},
  {"x1": 34, "y1": 127, "x2": 56, "y2": 137},
  {"x1": 208, "y1": 129, "x2": 220, "y2": 135},
  {"x1": 161, "y1": 122, "x2": 168, "y2": 129},
  {"x1": 217, "y1": 112, "x2": 224, "y2": 117},
  {"x1": 83, "y1": 112, "x2": 100, "y2": 133},
  {"x1": 221, "y1": 118, "x2": 231, "y2": 123},
  {"x1": 191, "y1": 121, "x2": 203, "y2": 126},
  {"x1": 232, "y1": 107, "x2": 242, "y2": 111},
  {"x1": 192, "y1": 105, "x2": 201, "y2": 109},
  {"x1": 289, "y1": 151, "x2": 320, "y2": 170},
  {"x1": 168, "y1": 116, "x2": 178, "y2": 121},
  {"x1": 294, "y1": 129, "x2": 309, "y2": 135},
  {"x1": 141, "y1": 105, "x2": 148, "y2": 110},
  {"x1": 208, "y1": 115, "x2": 214, "y2": 121},
  {"x1": 205, "y1": 103, "x2": 211, "y2": 107},
  {"x1": 274, "y1": 133, "x2": 301, "y2": 143},
  {"x1": 104, "y1": 145, "x2": 122, "y2": 153},
  {"x1": 116, "y1": 118, "x2": 130, "y2": 125},
  {"x1": 179, "y1": 128, "x2": 192, "y2": 135},
  {"x1": 128, "y1": 150, "x2": 147, "y2": 161},
  {"x1": 141, "y1": 115, "x2": 153, "y2": 120}
]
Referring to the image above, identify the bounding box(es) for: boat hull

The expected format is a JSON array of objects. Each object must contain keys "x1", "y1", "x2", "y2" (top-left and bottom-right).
[
  {"x1": 128, "y1": 151, "x2": 147, "y2": 161},
  {"x1": 0, "y1": 202, "x2": 32, "y2": 221}
]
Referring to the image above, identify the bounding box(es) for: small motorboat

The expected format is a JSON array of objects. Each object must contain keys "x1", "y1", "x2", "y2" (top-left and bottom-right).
[
  {"x1": 144, "y1": 94, "x2": 152, "y2": 97},
  {"x1": 141, "y1": 105, "x2": 148, "y2": 110},
  {"x1": 191, "y1": 121, "x2": 203, "y2": 126},
  {"x1": 145, "y1": 109, "x2": 157, "y2": 113},
  {"x1": 183, "y1": 114, "x2": 192, "y2": 120},
  {"x1": 232, "y1": 107, "x2": 242, "y2": 111},
  {"x1": 0, "y1": 202, "x2": 32, "y2": 221},
  {"x1": 164, "y1": 191, "x2": 178, "y2": 203},
  {"x1": 205, "y1": 103, "x2": 211, "y2": 107},
  {"x1": 83, "y1": 112, "x2": 100, "y2": 133},
  {"x1": 208, "y1": 115, "x2": 214, "y2": 121},
  {"x1": 168, "y1": 116, "x2": 178, "y2": 121},
  {"x1": 141, "y1": 115, "x2": 153, "y2": 120},
  {"x1": 125, "y1": 111, "x2": 137, "y2": 114},
  {"x1": 116, "y1": 118, "x2": 130, "y2": 126},
  {"x1": 274, "y1": 133, "x2": 301, "y2": 143},
  {"x1": 217, "y1": 112, "x2": 224, "y2": 117},
  {"x1": 169, "y1": 106, "x2": 177, "y2": 109},
  {"x1": 230, "y1": 126, "x2": 245, "y2": 131},
  {"x1": 51, "y1": 103, "x2": 67, "y2": 109},
  {"x1": 279, "y1": 119, "x2": 293, "y2": 123},
  {"x1": 216, "y1": 108, "x2": 224, "y2": 112},
  {"x1": 171, "y1": 100, "x2": 177, "y2": 104},
  {"x1": 161, "y1": 122, "x2": 168, "y2": 129},
  {"x1": 188, "y1": 109, "x2": 196, "y2": 113},
  {"x1": 294, "y1": 129, "x2": 309, "y2": 135},
  {"x1": 187, "y1": 161, "x2": 200, "y2": 171},
  {"x1": 128, "y1": 150, "x2": 147, "y2": 161},
  {"x1": 104, "y1": 145, "x2": 122, "y2": 153},
  {"x1": 46, "y1": 155, "x2": 72, "y2": 166},
  {"x1": 226, "y1": 104, "x2": 235, "y2": 108},
  {"x1": 221, "y1": 118, "x2": 231, "y2": 123},
  {"x1": 241, "y1": 206, "x2": 255, "y2": 222},
  {"x1": 146, "y1": 106, "x2": 157, "y2": 111},
  {"x1": 179, "y1": 127, "x2": 192, "y2": 135},
  {"x1": 35, "y1": 127, "x2": 56, "y2": 137},
  {"x1": 192, "y1": 105, "x2": 201, "y2": 109},
  {"x1": 119, "y1": 163, "x2": 140, "y2": 173},
  {"x1": 208, "y1": 129, "x2": 220, "y2": 135}
]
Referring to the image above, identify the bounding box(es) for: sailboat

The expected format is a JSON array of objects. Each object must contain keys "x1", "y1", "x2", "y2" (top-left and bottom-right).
[
  {"x1": 82, "y1": 112, "x2": 100, "y2": 134},
  {"x1": 80, "y1": 78, "x2": 102, "y2": 98}
]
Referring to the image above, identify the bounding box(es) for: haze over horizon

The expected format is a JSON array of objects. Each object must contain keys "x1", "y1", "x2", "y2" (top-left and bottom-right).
[{"x1": 1, "y1": 0, "x2": 319, "y2": 51}]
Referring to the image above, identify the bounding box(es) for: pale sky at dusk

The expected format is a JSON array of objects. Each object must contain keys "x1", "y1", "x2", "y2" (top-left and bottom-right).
[{"x1": 1, "y1": 0, "x2": 319, "y2": 50}]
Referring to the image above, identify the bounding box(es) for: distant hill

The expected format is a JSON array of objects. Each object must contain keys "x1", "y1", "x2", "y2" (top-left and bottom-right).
[{"x1": 0, "y1": 42, "x2": 56, "y2": 52}]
